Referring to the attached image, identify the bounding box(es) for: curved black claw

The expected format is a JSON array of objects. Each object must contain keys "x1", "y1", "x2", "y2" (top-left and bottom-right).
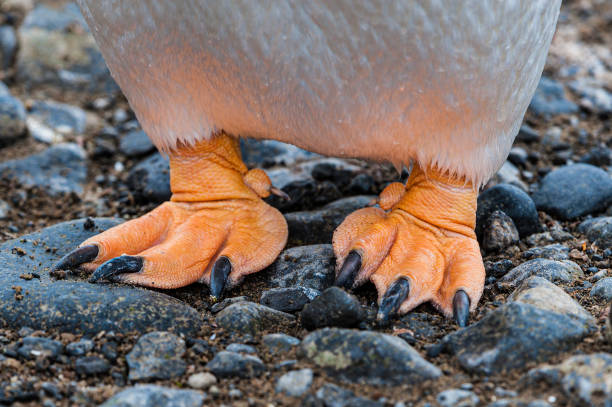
[
  {"x1": 209, "y1": 256, "x2": 232, "y2": 302},
  {"x1": 377, "y1": 278, "x2": 410, "y2": 323},
  {"x1": 89, "y1": 255, "x2": 143, "y2": 283},
  {"x1": 334, "y1": 251, "x2": 362, "y2": 290},
  {"x1": 52, "y1": 245, "x2": 99, "y2": 272},
  {"x1": 453, "y1": 290, "x2": 470, "y2": 328}
]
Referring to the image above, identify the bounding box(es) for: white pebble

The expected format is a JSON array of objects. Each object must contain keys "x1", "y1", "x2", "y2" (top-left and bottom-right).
[{"x1": 187, "y1": 372, "x2": 217, "y2": 389}]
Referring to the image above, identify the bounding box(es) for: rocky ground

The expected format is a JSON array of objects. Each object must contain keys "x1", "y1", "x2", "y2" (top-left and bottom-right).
[{"x1": 0, "y1": 1, "x2": 611, "y2": 406}]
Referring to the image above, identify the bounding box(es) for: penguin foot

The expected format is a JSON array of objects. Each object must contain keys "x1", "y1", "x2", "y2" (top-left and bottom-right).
[
  {"x1": 333, "y1": 165, "x2": 485, "y2": 326},
  {"x1": 52, "y1": 133, "x2": 288, "y2": 298}
]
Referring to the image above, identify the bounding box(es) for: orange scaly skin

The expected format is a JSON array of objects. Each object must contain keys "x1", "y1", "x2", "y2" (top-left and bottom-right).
[
  {"x1": 77, "y1": 133, "x2": 288, "y2": 290},
  {"x1": 333, "y1": 165, "x2": 485, "y2": 317}
]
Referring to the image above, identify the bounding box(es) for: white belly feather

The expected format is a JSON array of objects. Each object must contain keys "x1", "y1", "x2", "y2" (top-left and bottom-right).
[{"x1": 78, "y1": 0, "x2": 560, "y2": 186}]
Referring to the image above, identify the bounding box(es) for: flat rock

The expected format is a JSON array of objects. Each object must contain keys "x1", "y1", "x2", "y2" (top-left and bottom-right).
[
  {"x1": 436, "y1": 389, "x2": 479, "y2": 407},
  {"x1": 578, "y1": 216, "x2": 612, "y2": 247},
  {"x1": 522, "y1": 353, "x2": 612, "y2": 406},
  {"x1": 0, "y1": 143, "x2": 87, "y2": 196},
  {"x1": 311, "y1": 383, "x2": 383, "y2": 407},
  {"x1": 119, "y1": 129, "x2": 155, "y2": 157},
  {"x1": 497, "y1": 258, "x2": 583, "y2": 291},
  {"x1": 0, "y1": 218, "x2": 203, "y2": 336},
  {"x1": 300, "y1": 287, "x2": 364, "y2": 330},
  {"x1": 17, "y1": 336, "x2": 63, "y2": 360},
  {"x1": 276, "y1": 369, "x2": 313, "y2": 397},
  {"x1": 263, "y1": 333, "x2": 300, "y2": 355},
  {"x1": 522, "y1": 244, "x2": 569, "y2": 261},
  {"x1": 0, "y1": 94, "x2": 26, "y2": 145},
  {"x1": 477, "y1": 184, "x2": 540, "y2": 240},
  {"x1": 205, "y1": 351, "x2": 265, "y2": 378},
  {"x1": 590, "y1": 277, "x2": 612, "y2": 301},
  {"x1": 264, "y1": 244, "x2": 336, "y2": 292},
  {"x1": 532, "y1": 164, "x2": 612, "y2": 220},
  {"x1": 300, "y1": 328, "x2": 441, "y2": 385},
  {"x1": 127, "y1": 153, "x2": 171, "y2": 203},
  {"x1": 101, "y1": 385, "x2": 204, "y2": 407},
  {"x1": 126, "y1": 331, "x2": 186, "y2": 381},
  {"x1": 528, "y1": 76, "x2": 579, "y2": 116},
  {"x1": 75, "y1": 356, "x2": 110, "y2": 376},
  {"x1": 66, "y1": 338, "x2": 94, "y2": 356},
  {"x1": 215, "y1": 301, "x2": 295, "y2": 337},
  {"x1": 260, "y1": 286, "x2": 320, "y2": 313},
  {"x1": 440, "y1": 302, "x2": 595, "y2": 374}
]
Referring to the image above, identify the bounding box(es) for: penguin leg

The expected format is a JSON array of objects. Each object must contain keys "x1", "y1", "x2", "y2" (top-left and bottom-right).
[
  {"x1": 53, "y1": 133, "x2": 288, "y2": 299},
  {"x1": 333, "y1": 164, "x2": 485, "y2": 326}
]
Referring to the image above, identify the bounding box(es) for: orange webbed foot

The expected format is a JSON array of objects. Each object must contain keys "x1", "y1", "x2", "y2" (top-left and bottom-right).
[
  {"x1": 333, "y1": 165, "x2": 485, "y2": 326},
  {"x1": 53, "y1": 133, "x2": 288, "y2": 299}
]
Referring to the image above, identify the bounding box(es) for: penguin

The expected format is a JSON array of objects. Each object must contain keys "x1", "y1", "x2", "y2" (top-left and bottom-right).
[{"x1": 54, "y1": 0, "x2": 561, "y2": 325}]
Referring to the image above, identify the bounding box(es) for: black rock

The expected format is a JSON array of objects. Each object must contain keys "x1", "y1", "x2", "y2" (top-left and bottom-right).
[
  {"x1": 440, "y1": 302, "x2": 595, "y2": 374},
  {"x1": 17, "y1": 336, "x2": 63, "y2": 360},
  {"x1": 0, "y1": 144, "x2": 87, "y2": 196},
  {"x1": 578, "y1": 217, "x2": 612, "y2": 247},
  {"x1": 0, "y1": 218, "x2": 203, "y2": 336},
  {"x1": 119, "y1": 130, "x2": 155, "y2": 157},
  {"x1": 206, "y1": 351, "x2": 265, "y2": 378},
  {"x1": 263, "y1": 333, "x2": 300, "y2": 355},
  {"x1": 215, "y1": 301, "x2": 295, "y2": 337},
  {"x1": 485, "y1": 259, "x2": 515, "y2": 278},
  {"x1": 398, "y1": 313, "x2": 443, "y2": 342},
  {"x1": 347, "y1": 173, "x2": 375, "y2": 194},
  {"x1": 300, "y1": 287, "x2": 364, "y2": 330},
  {"x1": 516, "y1": 125, "x2": 540, "y2": 143},
  {"x1": 580, "y1": 146, "x2": 612, "y2": 167},
  {"x1": 0, "y1": 94, "x2": 26, "y2": 145},
  {"x1": 0, "y1": 25, "x2": 17, "y2": 71},
  {"x1": 300, "y1": 328, "x2": 441, "y2": 385},
  {"x1": 66, "y1": 338, "x2": 94, "y2": 356},
  {"x1": 126, "y1": 331, "x2": 187, "y2": 381},
  {"x1": 477, "y1": 184, "x2": 540, "y2": 240},
  {"x1": 240, "y1": 138, "x2": 317, "y2": 168},
  {"x1": 285, "y1": 209, "x2": 348, "y2": 247},
  {"x1": 497, "y1": 258, "x2": 583, "y2": 291},
  {"x1": 260, "y1": 286, "x2": 320, "y2": 313},
  {"x1": 528, "y1": 76, "x2": 579, "y2": 116},
  {"x1": 101, "y1": 341, "x2": 118, "y2": 361},
  {"x1": 75, "y1": 356, "x2": 110, "y2": 376},
  {"x1": 268, "y1": 179, "x2": 342, "y2": 212},
  {"x1": 532, "y1": 164, "x2": 612, "y2": 220},
  {"x1": 127, "y1": 153, "x2": 171, "y2": 203},
  {"x1": 100, "y1": 385, "x2": 204, "y2": 407},
  {"x1": 481, "y1": 210, "x2": 520, "y2": 252}
]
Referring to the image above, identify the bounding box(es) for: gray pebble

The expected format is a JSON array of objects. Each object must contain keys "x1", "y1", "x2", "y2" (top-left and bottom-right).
[
  {"x1": 75, "y1": 356, "x2": 110, "y2": 376},
  {"x1": 276, "y1": 369, "x2": 313, "y2": 397},
  {"x1": 589, "y1": 277, "x2": 612, "y2": 301},
  {"x1": 126, "y1": 331, "x2": 186, "y2": 381},
  {"x1": 206, "y1": 351, "x2": 265, "y2": 378}
]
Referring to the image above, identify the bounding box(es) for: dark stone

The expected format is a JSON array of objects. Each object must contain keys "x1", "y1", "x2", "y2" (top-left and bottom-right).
[
  {"x1": 312, "y1": 383, "x2": 383, "y2": 407},
  {"x1": 485, "y1": 259, "x2": 515, "y2": 278},
  {"x1": 398, "y1": 313, "x2": 443, "y2": 341},
  {"x1": 206, "y1": 351, "x2": 265, "y2": 378},
  {"x1": 101, "y1": 341, "x2": 118, "y2": 361},
  {"x1": 264, "y1": 244, "x2": 336, "y2": 292},
  {"x1": 66, "y1": 338, "x2": 94, "y2": 356},
  {"x1": 18, "y1": 336, "x2": 63, "y2": 360},
  {"x1": 311, "y1": 162, "x2": 357, "y2": 187},
  {"x1": 347, "y1": 173, "x2": 375, "y2": 194},
  {"x1": 29, "y1": 100, "x2": 87, "y2": 134},
  {"x1": 440, "y1": 302, "x2": 595, "y2": 374},
  {"x1": 0, "y1": 218, "x2": 204, "y2": 336},
  {"x1": 522, "y1": 244, "x2": 570, "y2": 261},
  {"x1": 260, "y1": 286, "x2": 320, "y2": 313},
  {"x1": 590, "y1": 277, "x2": 612, "y2": 301},
  {"x1": 322, "y1": 195, "x2": 375, "y2": 212},
  {"x1": 0, "y1": 144, "x2": 87, "y2": 196},
  {"x1": 0, "y1": 25, "x2": 17, "y2": 70},
  {"x1": 477, "y1": 184, "x2": 540, "y2": 240},
  {"x1": 300, "y1": 328, "x2": 441, "y2": 385},
  {"x1": 508, "y1": 147, "x2": 528, "y2": 167},
  {"x1": 516, "y1": 125, "x2": 540, "y2": 143},
  {"x1": 532, "y1": 164, "x2": 612, "y2": 220},
  {"x1": 263, "y1": 333, "x2": 300, "y2": 355},
  {"x1": 100, "y1": 385, "x2": 204, "y2": 407},
  {"x1": 119, "y1": 130, "x2": 155, "y2": 157},
  {"x1": 127, "y1": 153, "x2": 171, "y2": 203},
  {"x1": 578, "y1": 217, "x2": 612, "y2": 247},
  {"x1": 209, "y1": 296, "x2": 248, "y2": 314},
  {"x1": 285, "y1": 209, "x2": 348, "y2": 247},
  {"x1": 215, "y1": 301, "x2": 295, "y2": 337},
  {"x1": 300, "y1": 287, "x2": 364, "y2": 330},
  {"x1": 497, "y1": 258, "x2": 583, "y2": 291},
  {"x1": 75, "y1": 356, "x2": 110, "y2": 376},
  {"x1": 126, "y1": 331, "x2": 187, "y2": 381},
  {"x1": 481, "y1": 210, "x2": 519, "y2": 252},
  {"x1": 225, "y1": 343, "x2": 256, "y2": 354},
  {"x1": 528, "y1": 76, "x2": 579, "y2": 116},
  {"x1": 0, "y1": 94, "x2": 26, "y2": 145},
  {"x1": 240, "y1": 138, "x2": 317, "y2": 168},
  {"x1": 580, "y1": 146, "x2": 612, "y2": 167},
  {"x1": 268, "y1": 179, "x2": 342, "y2": 212}
]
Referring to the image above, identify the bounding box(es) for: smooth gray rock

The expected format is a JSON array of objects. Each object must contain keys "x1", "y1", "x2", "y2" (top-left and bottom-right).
[
  {"x1": 569, "y1": 77, "x2": 612, "y2": 114},
  {"x1": 276, "y1": 369, "x2": 313, "y2": 397},
  {"x1": 440, "y1": 302, "x2": 595, "y2": 374},
  {"x1": 532, "y1": 164, "x2": 612, "y2": 220},
  {"x1": 127, "y1": 153, "x2": 171, "y2": 203},
  {"x1": 101, "y1": 385, "x2": 204, "y2": 407},
  {"x1": 0, "y1": 25, "x2": 17, "y2": 71},
  {"x1": 497, "y1": 259, "x2": 583, "y2": 291},
  {"x1": 436, "y1": 389, "x2": 479, "y2": 407},
  {"x1": 528, "y1": 76, "x2": 578, "y2": 116},
  {"x1": 522, "y1": 353, "x2": 612, "y2": 406},
  {"x1": 119, "y1": 130, "x2": 155, "y2": 157},
  {"x1": 75, "y1": 356, "x2": 110, "y2": 376},
  {"x1": 127, "y1": 331, "x2": 186, "y2": 381},
  {"x1": 263, "y1": 333, "x2": 300, "y2": 355},
  {"x1": 225, "y1": 343, "x2": 256, "y2": 354},
  {"x1": 0, "y1": 218, "x2": 203, "y2": 336},
  {"x1": 206, "y1": 351, "x2": 265, "y2": 378},
  {"x1": 522, "y1": 244, "x2": 570, "y2": 261},
  {"x1": 215, "y1": 301, "x2": 295, "y2": 337},
  {"x1": 578, "y1": 217, "x2": 612, "y2": 248},
  {"x1": 260, "y1": 286, "x2": 320, "y2": 313},
  {"x1": 264, "y1": 244, "x2": 336, "y2": 292},
  {"x1": 29, "y1": 100, "x2": 87, "y2": 134},
  {"x1": 18, "y1": 336, "x2": 63, "y2": 360},
  {"x1": 590, "y1": 277, "x2": 612, "y2": 301},
  {"x1": 66, "y1": 338, "x2": 94, "y2": 356},
  {"x1": 313, "y1": 383, "x2": 383, "y2": 407},
  {"x1": 0, "y1": 144, "x2": 87, "y2": 196},
  {"x1": 300, "y1": 328, "x2": 441, "y2": 385},
  {"x1": 580, "y1": 146, "x2": 612, "y2": 167},
  {"x1": 0, "y1": 94, "x2": 26, "y2": 145},
  {"x1": 300, "y1": 287, "x2": 364, "y2": 330}
]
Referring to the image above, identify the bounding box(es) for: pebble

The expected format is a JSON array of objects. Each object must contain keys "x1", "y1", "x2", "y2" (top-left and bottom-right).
[
  {"x1": 240, "y1": 138, "x2": 317, "y2": 168},
  {"x1": 0, "y1": 199, "x2": 10, "y2": 220},
  {"x1": 127, "y1": 153, "x2": 171, "y2": 203},
  {"x1": 485, "y1": 259, "x2": 515, "y2": 278},
  {"x1": 205, "y1": 351, "x2": 265, "y2": 378},
  {"x1": 28, "y1": 100, "x2": 87, "y2": 135},
  {"x1": 0, "y1": 25, "x2": 17, "y2": 70},
  {"x1": 522, "y1": 244, "x2": 570, "y2": 261},
  {"x1": 311, "y1": 383, "x2": 383, "y2": 407},
  {"x1": 490, "y1": 161, "x2": 528, "y2": 191},
  {"x1": 507, "y1": 147, "x2": 528, "y2": 167},
  {"x1": 186, "y1": 372, "x2": 217, "y2": 390},
  {"x1": 0, "y1": 143, "x2": 87, "y2": 196},
  {"x1": 515, "y1": 125, "x2": 540, "y2": 143},
  {"x1": 476, "y1": 184, "x2": 540, "y2": 241},
  {"x1": 225, "y1": 343, "x2": 256, "y2": 354},
  {"x1": 532, "y1": 164, "x2": 612, "y2": 220},
  {"x1": 0, "y1": 94, "x2": 26, "y2": 145},
  {"x1": 300, "y1": 328, "x2": 441, "y2": 385},
  {"x1": 126, "y1": 331, "x2": 187, "y2": 381},
  {"x1": 100, "y1": 385, "x2": 204, "y2": 407},
  {"x1": 569, "y1": 77, "x2": 612, "y2": 114},
  {"x1": 300, "y1": 287, "x2": 365, "y2": 330},
  {"x1": 215, "y1": 301, "x2": 295, "y2": 338},
  {"x1": 522, "y1": 353, "x2": 612, "y2": 406},
  {"x1": 209, "y1": 296, "x2": 248, "y2": 313},
  {"x1": 481, "y1": 210, "x2": 519, "y2": 252},
  {"x1": 17, "y1": 336, "x2": 63, "y2": 360},
  {"x1": 75, "y1": 356, "x2": 110, "y2": 376},
  {"x1": 26, "y1": 116, "x2": 64, "y2": 144},
  {"x1": 398, "y1": 313, "x2": 442, "y2": 342},
  {"x1": 497, "y1": 258, "x2": 583, "y2": 291},
  {"x1": 285, "y1": 205, "x2": 357, "y2": 246},
  {"x1": 528, "y1": 76, "x2": 579, "y2": 116},
  {"x1": 589, "y1": 277, "x2": 612, "y2": 301},
  {"x1": 578, "y1": 216, "x2": 612, "y2": 247},
  {"x1": 580, "y1": 146, "x2": 612, "y2": 167},
  {"x1": 66, "y1": 338, "x2": 94, "y2": 357},
  {"x1": 262, "y1": 333, "x2": 300, "y2": 355},
  {"x1": 606, "y1": 307, "x2": 611, "y2": 345},
  {"x1": 440, "y1": 302, "x2": 595, "y2": 374},
  {"x1": 436, "y1": 389, "x2": 479, "y2": 407},
  {"x1": 119, "y1": 129, "x2": 155, "y2": 157},
  {"x1": 275, "y1": 369, "x2": 313, "y2": 397},
  {"x1": 260, "y1": 286, "x2": 320, "y2": 313}
]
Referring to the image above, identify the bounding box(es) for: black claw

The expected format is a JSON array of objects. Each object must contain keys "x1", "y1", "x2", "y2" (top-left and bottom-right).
[
  {"x1": 453, "y1": 290, "x2": 470, "y2": 328},
  {"x1": 52, "y1": 245, "x2": 99, "y2": 272},
  {"x1": 90, "y1": 255, "x2": 143, "y2": 283},
  {"x1": 209, "y1": 256, "x2": 231, "y2": 301},
  {"x1": 377, "y1": 278, "x2": 410, "y2": 323},
  {"x1": 334, "y1": 251, "x2": 362, "y2": 290}
]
